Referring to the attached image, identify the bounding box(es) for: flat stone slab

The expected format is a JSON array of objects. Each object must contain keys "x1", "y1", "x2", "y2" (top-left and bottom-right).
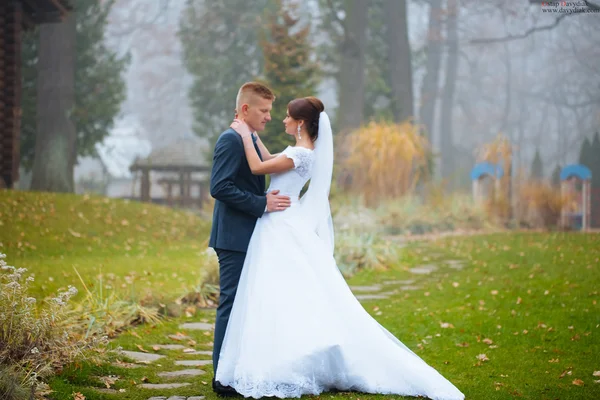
[
  {"x1": 179, "y1": 322, "x2": 214, "y2": 331},
  {"x1": 399, "y1": 285, "x2": 421, "y2": 291},
  {"x1": 349, "y1": 285, "x2": 382, "y2": 292},
  {"x1": 409, "y1": 264, "x2": 439, "y2": 274},
  {"x1": 188, "y1": 397, "x2": 206, "y2": 400},
  {"x1": 175, "y1": 360, "x2": 212, "y2": 367},
  {"x1": 158, "y1": 369, "x2": 206, "y2": 378},
  {"x1": 355, "y1": 294, "x2": 390, "y2": 301},
  {"x1": 446, "y1": 260, "x2": 466, "y2": 269},
  {"x1": 151, "y1": 344, "x2": 186, "y2": 350},
  {"x1": 382, "y1": 279, "x2": 416, "y2": 285},
  {"x1": 94, "y1": 388, "x2": 119, "y2": 394},
  {"x1": 148, "y1": 397, "x2": 168, "y2": 400},
  {"x1": 139, "y1": 383, "x2": 191, "y2": 390},
  {"x1": 167, "y1": 334, "x2": 192, "y2": 341},
  {"x1": 183, "y1": 350, "x2": 212, "y2": 356},
  {"x1": 166, "y1": 397, "x2": 186, "y2": 400},
  {"x1": 122, "y1": 351, "x2": 164, "y2": 363},
  {"x1": 112, "y1": 362, "x2": 143, "y2": 369}
]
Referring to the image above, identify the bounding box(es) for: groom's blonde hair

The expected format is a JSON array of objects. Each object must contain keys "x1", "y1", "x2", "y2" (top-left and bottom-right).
[{"x1": 235, "y1": 82, "x2": 276, "y2": 112}]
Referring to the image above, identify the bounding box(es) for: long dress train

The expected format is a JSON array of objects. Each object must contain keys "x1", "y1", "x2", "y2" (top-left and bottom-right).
[{"x1": 215, "y1": 146, "x2": 465, "y2": 400}]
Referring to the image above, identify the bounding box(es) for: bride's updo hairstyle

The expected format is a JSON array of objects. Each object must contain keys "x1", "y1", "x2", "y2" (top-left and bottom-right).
[{"x1": 287, "y1": 96, "x2": 325, "y2": 142}]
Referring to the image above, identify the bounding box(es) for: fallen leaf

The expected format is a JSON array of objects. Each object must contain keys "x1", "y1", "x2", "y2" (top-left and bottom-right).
[
  {"x1": 491, "y1": 290, "x2": 498, "y2": 295},
  {"x1": 593, "y1": 371, "x2": 600, "y2": 377},
  {"x1": 183, "y1": 348, "x2": 196, "y2": 353},
  {"x1": 573, "y1": 379, "x2": 584, "y2": 386},
  {"x1": 130, "y1": 331, "x2": 142, "y2": 339},
  {"x1": 100, "y1": 376, "x2": 117, "y2": 389},
  {"x1": 440, "y1": 322, "x2": 454, "y2": 329},
  {"x1": 456, "y1": 342, "x2": 469, "y2": 347},
  {"x1": 152, "y1": 345, "x2": 160, "y2": 351},
  {"x1": 68, "y1": 229, "x2": 82, "y2": 238},
  {"x1": 136, "y1": 344, "x2": 148, "y2": 353},
  {"x1": 72, "y1": 393, "x2": 86, "y2": 400},
  {"x1": 476, "y1": 354, "x2": 489, "y2": 362},
  {"x1": 483, "y1": 338, "x2": 493, "y2": 345},
  {"x1": 548, "y1": 359, "x2": 559, "y2": 363},
  {"x1": 168, "y1": 333, "x2": 189, "y2": 341},
  {"x1": 559, "y1": 369, "x2": 573, "y2": 379}
]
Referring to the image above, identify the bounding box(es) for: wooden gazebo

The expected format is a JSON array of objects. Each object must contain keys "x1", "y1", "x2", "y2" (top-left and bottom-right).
[
  {"x1": 0, "y1": 0, "x2": 71, "y2": 189},
  {"x1": 129, "y1": 136, "x2": 211, "y2": 208}
]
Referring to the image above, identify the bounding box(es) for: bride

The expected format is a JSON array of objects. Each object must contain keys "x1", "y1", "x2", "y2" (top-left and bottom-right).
[{"x1": 215, "y1": 96, "x2": 465, "y2": 400}]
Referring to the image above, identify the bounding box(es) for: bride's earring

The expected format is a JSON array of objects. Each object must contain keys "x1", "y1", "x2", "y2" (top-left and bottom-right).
[{"x1": 297, "y1": 124, "x2": 302, "y2": 140}]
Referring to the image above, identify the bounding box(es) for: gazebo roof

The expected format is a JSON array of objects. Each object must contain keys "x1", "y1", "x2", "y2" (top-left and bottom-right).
[
  {"x1": 470, "y1": 162, "x2": 504, "y2": 181},
  {"x1": 130, "y1": 135, "x2": 211, "y2": 172},
  {"x1": 560, "y1": 164, "x2": 592, "y2": 181}
]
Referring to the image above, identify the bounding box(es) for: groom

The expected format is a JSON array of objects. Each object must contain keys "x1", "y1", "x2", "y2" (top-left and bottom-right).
[{"x1": 209, "y1": 82, "x2": 291, "y2": 395}]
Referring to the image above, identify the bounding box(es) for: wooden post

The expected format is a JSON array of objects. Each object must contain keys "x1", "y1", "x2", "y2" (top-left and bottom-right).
[
  {"x1": 582, "y1": 180, "x2": 589, "y2": 231},
  {"x1": 166, "y1": 182, "x2": 173, "y2": 206},
  {"x1": 560, "y1": 180, "x2": 567, "y2": 228},
  {"x1": 179, "y1": 170, "x2": 185, "y2": 207},
  {"x1": 141, "y1": 169, "x2": 150, "y2": 202},
  {"x1": 185, "y1": 171, "x2": 192, "y2": 207}
]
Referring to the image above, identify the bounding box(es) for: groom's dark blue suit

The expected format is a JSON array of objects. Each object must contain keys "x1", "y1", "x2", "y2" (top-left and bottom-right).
[{"x1": 209, "y1": 128, "x2": 267, "y2": 374}]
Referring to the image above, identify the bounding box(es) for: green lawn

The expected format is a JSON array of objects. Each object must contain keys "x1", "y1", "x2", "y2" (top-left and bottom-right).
[
  {"x1": 1, "y1": 191, "x2": 599, "y2": 399},
  {"x1": 0, "y1": 190, "x2": 212, "y2": 302}
]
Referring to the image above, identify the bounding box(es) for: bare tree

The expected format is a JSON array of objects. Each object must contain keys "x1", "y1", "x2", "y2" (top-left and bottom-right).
[
  {"x1": 418, "y1": 0, "x2": 444, "y2": 143},
  {"x1": 30, "y1": 15, "x2": 77, "y2": 192},
  {"x1": 439, "y1": 0, "x2": 458, "y2": 182},
  {"x1": 384, "y1": 0, "x2": 414, "y2": 123},
  {"x1": 334, "y1": 0, "x2": 369, "y2": 133}
]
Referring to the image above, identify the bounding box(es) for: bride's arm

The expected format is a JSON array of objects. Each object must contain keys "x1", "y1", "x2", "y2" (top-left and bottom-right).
[
  {"x1": 233, "y1": 120, "x2": 294, "y2": 175},
  {"x1": 240, "y1": 134, "x2": 294, "y2": 175},
  {"x1": 254, "y1": 135, "x2": 279, "y2": 160}
]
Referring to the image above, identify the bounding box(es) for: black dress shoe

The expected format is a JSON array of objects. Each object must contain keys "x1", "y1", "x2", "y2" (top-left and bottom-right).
[{"x1": 212, "y1": 378, "x2": 239, "y2": 397}]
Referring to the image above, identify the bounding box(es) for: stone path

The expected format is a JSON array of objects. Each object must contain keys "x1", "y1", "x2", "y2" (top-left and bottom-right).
[
  {"x1": 106, "y1": 321, "x2": 215, "y2": 399},
  {"x1": 409, "y1": 264, "x2": 439, "y2": 274},
  {"x1": 108, "y1": 256, "x2": 467, "y2": 399},
  {"x1": 350, "y1": 257, "x2": 469, "y2": 301}
]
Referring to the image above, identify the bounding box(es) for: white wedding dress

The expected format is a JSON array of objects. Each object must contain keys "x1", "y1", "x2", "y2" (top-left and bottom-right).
[{"x1": 215, "y1": 145, "x2": 465, "y2": 400}]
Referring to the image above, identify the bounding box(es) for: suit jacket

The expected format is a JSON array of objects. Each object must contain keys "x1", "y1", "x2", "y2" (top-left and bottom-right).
[{"x1": 209, "y1": 128, "x2": 267, "y2": 252}]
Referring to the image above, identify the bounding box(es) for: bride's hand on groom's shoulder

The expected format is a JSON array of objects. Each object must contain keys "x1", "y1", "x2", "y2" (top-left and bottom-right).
[{"x1": 231, "y1": 119, "x2": 253, "y2": 138}]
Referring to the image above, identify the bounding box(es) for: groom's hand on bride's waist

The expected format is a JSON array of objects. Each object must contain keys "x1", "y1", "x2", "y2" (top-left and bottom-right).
[{"x1": 266, "y1": 190, "x2": 291, "y2": 212}]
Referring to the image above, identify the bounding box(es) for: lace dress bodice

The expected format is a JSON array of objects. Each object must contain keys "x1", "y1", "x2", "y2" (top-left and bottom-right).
[{"x1": 266, "y1": 146, "x2": 315, "y2": 201}]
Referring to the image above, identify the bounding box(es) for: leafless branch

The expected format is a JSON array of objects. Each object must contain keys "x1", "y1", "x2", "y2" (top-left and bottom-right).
[
  {"x1": 468, "y1": 14, "x2": 571, "y2": 45},
  {"x1": 520, "y1": 90, "x2": 600, "y2": 109}
]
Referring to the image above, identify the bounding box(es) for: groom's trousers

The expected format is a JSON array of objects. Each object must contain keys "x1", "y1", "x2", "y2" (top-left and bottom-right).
[{"x1": 213, "y1": 248, "x2": 246, "y2": 375}]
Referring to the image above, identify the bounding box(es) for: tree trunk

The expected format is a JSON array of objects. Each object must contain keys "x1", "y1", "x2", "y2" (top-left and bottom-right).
[
  {"x1": 337, "y1": 0, "x2": 368, "y2": 134},
  {"x1": 30, "y1": 14, "x2": 76, "y2": 192},
  {"x1": 384, "y1": 0, "x2": 414, "y2": 123},
  {"x1": 418, "y1": 0, "x2": 443, "y2": 142},
  {"x1": 439, "y1": 0, "x2": 458, "y2": 183}
]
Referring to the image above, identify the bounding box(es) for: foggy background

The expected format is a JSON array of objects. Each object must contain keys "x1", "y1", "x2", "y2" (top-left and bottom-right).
[{"x1": 17, "y1": 0, "x2": 600, "y2": 195}]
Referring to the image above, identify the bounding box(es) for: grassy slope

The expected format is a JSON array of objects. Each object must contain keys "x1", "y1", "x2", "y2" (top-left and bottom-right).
[
  {"x1": 2, "y1": 191, "x2": 599, "y2": 399},
  {"x1": 0, "y1": 190, "x2": 212, "y2": 302},
  {"x1": 50, "y1": 232, "x2": 600, "y2": 400}
]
